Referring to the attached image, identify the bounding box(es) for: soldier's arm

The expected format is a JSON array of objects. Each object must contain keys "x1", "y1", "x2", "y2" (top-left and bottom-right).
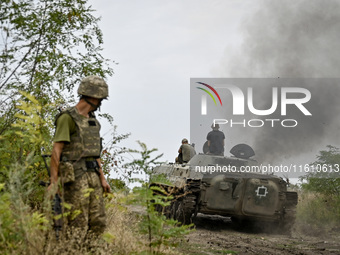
[
  {"x1": 96, "y1": 158, "x2": 111, "y2": 193},
  {"x1": 207, "y1": 133, "x2": 211, "y2": 147},
  {"x1": 48, "y1": 113, "x2": 74, "y2": 192},
  {"x1": 48, "y1": 142, "x2": 64, "y2": 191}
]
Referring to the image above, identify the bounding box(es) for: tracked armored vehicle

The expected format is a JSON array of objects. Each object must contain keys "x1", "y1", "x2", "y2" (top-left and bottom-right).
[{"x1": 151, "y1": 144, "x2": 298, "y2": 233}]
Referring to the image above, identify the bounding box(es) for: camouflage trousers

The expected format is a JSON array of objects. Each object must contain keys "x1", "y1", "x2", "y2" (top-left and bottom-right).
[{"x1": 63, "y1": 171, "x2": 106, "y2": 236}]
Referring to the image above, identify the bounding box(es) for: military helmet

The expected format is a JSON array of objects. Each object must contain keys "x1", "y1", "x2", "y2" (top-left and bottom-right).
[{"x1": 78, "y1": 75, "x2": 109, "y2": 99}]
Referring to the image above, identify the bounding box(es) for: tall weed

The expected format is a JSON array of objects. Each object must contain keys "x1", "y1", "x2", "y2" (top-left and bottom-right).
[{"x1": 296, "y1": 191, "x2": 340, "y2": 236}]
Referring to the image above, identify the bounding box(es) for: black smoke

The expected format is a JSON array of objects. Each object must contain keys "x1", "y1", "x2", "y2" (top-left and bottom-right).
[{"x1": 217, "y1": 0, "x2": 340, "y2": 164}]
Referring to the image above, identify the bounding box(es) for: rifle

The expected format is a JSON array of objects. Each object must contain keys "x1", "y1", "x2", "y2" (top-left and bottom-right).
[{"x1": 40, "y1": 154, "x2": 63, "y2": 240}]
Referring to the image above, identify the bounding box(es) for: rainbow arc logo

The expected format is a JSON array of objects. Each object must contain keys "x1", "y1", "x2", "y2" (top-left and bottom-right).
[
  {"x1": 196, "y1": 82, "x2": 222, "y2": 115},
  {"x1": 196, "y1": 82, "x2": 223, "y2": 106}
]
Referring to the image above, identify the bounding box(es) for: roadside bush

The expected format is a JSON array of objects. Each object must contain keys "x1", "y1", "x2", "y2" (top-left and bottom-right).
[
  {"x1": 0, "y1": 159, "x2": 49, "y2": 254},
  {"x1": 296, "y1": 146, "x2": 340, "y2": 236},
  {"x1": 124, "y1": 141, "x2": 193, "y2": 254},
  {"x1": 296, "y1": 191, "x2": 340, "y2": 236}
]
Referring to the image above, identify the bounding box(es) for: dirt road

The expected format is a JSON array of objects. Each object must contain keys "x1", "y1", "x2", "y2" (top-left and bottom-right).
[{"x1": 180, "y1": 214, "x2": 340, "y2": 255}]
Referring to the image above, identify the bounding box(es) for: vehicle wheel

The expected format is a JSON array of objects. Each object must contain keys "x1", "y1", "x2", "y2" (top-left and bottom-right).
[
  {"x1": 169, "y1": 200, "x2": 178, "y2": 219},
  {"x1": 279, "y1": 191, "x2": 298, "y2": 235},
  {"x1": 163, "y1": 203, "x2": 172, "y2": 219},
  {"x1": 174, "y1": 195, "x2": 196, "y2": 225},
  {"x1": 174, "y1": 199, "x2": 192, "y2": 224},
  {"x1": 279, "y1": 208, "x2": 296, "y2": 235},
  {"x1": 231, "y1": 217, "x2": 246, "y2": 230},
  {"x1": 231, "y1": 217, "x2": 258, "y2": 231},
  {"x1": 154, "y1": 203, "x2": 163, "y2": 214}
]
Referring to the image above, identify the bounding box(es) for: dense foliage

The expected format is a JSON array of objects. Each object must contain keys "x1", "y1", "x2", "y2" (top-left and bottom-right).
[
  {"x1": 125, "y1": 141, "x2": 193, "y2": 253},
  {"x1": 0, "y1": 1, "x2": 115, "y2": 253},
  {"x1": 301, "y1": 145, "x2": 340, "y2": 196},
  {"x1": 297, "y1": 145, "x2": 340, "y2": 234},
  {"x1": 0, "y1": 0, "x2": 114, "y2": 176},
  {"x1": 0, "y1": 2, "x2": 192, "y2": 254}
]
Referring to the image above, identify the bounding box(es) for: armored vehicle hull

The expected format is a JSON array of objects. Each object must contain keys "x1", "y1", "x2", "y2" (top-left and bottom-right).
[{"x1": 151, "y1": 145, "x2": 298, "y2": 233}]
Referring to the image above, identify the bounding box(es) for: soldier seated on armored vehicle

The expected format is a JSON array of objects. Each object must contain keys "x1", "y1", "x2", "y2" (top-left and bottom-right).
[{"x1": 175, "y1": 138, "x2": 196, "y2": 164}]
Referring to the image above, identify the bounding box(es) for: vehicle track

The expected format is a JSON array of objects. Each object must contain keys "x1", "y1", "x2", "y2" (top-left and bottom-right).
[{"x1": 182, "y1": 213, "x2": 340, "y2": 255}]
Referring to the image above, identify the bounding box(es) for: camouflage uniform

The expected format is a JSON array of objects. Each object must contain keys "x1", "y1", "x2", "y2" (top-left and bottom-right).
[
  {"x1": 180, "y1": 144, "x2": 196, "y2": 162},
  {"x1": 63, "y1": 172, "x2": 106, "y2": 234},
  {"x1": 54, "y1": 75, "x2": 109, "y2": 235}
]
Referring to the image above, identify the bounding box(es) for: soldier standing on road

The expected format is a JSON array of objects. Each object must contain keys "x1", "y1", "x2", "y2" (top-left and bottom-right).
[
  {"x1": 207, "y1": 123, "x2": 225, "y2": 156},
  {"x1": 48, "y1": 76, "x2": 111, "y2": 239},
  {"x1": 176, "y1": 138, "x2": 196, "y2": 163}
]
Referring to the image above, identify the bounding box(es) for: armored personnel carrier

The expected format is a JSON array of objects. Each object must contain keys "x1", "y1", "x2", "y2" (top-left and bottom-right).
[{"x1": 151, "y1": 144, "x2": 298, "y2": 233}]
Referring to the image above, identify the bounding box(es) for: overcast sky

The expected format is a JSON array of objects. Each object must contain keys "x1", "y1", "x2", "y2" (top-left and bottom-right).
[
  {"x1": 88, "y1": 0, "x2": 258, "y2": 163},
  {"x1": 87, "y1": 1, "x2": 340, "y2": 182}
]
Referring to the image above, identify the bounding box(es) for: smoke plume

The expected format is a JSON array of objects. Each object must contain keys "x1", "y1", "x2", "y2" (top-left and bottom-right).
[{"x1": 216, "y1": 0, "x2": 340, "y2": 164}]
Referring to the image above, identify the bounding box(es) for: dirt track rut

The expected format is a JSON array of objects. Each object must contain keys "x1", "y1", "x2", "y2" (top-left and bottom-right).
[{"x1": 181, "y1": 214, "x2": 340, "y2": 255}]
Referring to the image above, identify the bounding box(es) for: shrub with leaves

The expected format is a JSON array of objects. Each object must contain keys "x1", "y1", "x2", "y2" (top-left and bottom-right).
[
  {"x1": 0, "y1": 0, "x2": 115, "y2": 189},
  {"x1": 0, "y1": 155, "x2": 50, "y2": 254},
  {"x1": 100, "y1": 126, "x2": 131, "y2": 183},
  {"x1": 297, "y1": 145, "x2": 340, "y2": 234},
  {"x1": 0, "y1": 91, "x2": 54, "y2": 207},
  {"x1": 301, "y1": 145, "x2": 340, "y2": 196},
  {"x1": 126, "y1": 141, "x2": 193, "y2": 254}
]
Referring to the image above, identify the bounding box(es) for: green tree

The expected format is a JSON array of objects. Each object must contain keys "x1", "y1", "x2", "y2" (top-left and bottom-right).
[
  {"x1": 0, "y1": 95, "x2": 52, "y2": 254},
  {"x1": 0, "y1": 0, "x2": 115, "y2": 179},
  {"x1": 297, "y1": 145, "x2": 340, "y2": 233},
  {"x1": 0, "y1": 0, "x2": 114, "y2": 136},
  {"x1": 126, "y1": 141, "x2": 193, "y2": 254},
  {"x1": 301, "y1": 145, "x2": 340, "y2": 196},
  {"x1": 0, "y1": 1, "x2": 135, "y2": 252}
]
